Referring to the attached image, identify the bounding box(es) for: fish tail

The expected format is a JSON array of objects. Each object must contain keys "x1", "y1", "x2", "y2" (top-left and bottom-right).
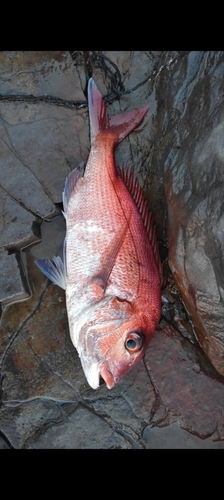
[{"x1": 88, "y1": 78, "x2": 150, "y2": 145}]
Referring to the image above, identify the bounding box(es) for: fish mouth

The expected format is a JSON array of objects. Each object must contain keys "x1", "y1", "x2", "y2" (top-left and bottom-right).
[
  {"x1": 82, "y1": 361, "x2": 115, "y2": 390},
  {"x1": 83, "y1": 362, "x2": 101, "y2": 390},
  {"x1": 99, "y1": 362, "x2": 115, "y2": 389}
]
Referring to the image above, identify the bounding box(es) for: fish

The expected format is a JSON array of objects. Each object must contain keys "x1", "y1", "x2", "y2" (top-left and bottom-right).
[{"x1": 35, "y1": 78, "x2": 162, "y2": 390}]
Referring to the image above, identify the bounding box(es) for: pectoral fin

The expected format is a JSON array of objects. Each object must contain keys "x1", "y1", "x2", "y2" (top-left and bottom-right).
[
  {"x1": 91, "y1": 218, "x2": 130, "y2": 292},
  {"x1": 35, "y1": 239, "x2": 67, "y2": 290}
]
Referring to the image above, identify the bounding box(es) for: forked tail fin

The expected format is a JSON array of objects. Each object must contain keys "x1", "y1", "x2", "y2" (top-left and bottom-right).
[{"x1": 88, "y1": 78, "x2": 150, "y2": 145}]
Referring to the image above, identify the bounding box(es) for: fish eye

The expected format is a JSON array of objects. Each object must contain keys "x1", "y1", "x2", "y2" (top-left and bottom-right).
[{"x1": 125, "y1": 332, "x2": 144, "y2": 353}]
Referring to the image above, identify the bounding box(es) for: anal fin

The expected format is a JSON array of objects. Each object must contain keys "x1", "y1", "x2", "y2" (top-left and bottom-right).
[{"x1": 62, "y1": 162, "x2": 85, "y2": 218}]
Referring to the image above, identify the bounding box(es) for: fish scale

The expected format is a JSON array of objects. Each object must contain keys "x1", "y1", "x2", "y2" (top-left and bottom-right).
[{"x1": 35, "y1": 78, "x2": 161, "y2": 390}]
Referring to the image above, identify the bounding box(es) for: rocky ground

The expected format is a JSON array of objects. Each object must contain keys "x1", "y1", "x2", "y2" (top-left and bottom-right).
[{"x1": 0, "y1": 51, "x2": 224, "y2": 448}]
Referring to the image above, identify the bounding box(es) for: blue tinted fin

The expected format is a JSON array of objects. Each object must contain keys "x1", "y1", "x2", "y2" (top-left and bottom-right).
[{"x1": 35, "y1": 239, "x2": 66, "y2": 290}]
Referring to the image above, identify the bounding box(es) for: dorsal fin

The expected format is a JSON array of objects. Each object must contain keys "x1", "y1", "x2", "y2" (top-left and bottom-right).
[{"x1": 117, "y1": 166, "x2": 163, "y2": 284}]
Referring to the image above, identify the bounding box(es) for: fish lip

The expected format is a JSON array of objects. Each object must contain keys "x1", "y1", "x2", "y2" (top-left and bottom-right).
[
  {"x1": 82, "y1": 361, "x2": 100, "y2": 390},
  {"x1": 99, "y1": 362, "x2": 116, "y2": 389}
]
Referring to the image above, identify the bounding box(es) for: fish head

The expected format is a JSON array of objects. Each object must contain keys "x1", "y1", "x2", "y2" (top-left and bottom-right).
[
  {"x1": 98, "y1": 323, "x2": 148, "y2": 389},
  {"x1": 76, "y1": 297, "x2": 157, "y2": 390}
]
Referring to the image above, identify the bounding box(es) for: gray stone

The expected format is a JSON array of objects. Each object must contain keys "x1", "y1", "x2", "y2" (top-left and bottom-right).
[
  {"x1": 0, "y1": 186, "x2": 35, "y2": 249},
  {"x1": 0, "y1": 250, "x2": 30, "y2": 307},
  {"x1": 141, "y1": 422, "x2": 224, "y2": 449}
]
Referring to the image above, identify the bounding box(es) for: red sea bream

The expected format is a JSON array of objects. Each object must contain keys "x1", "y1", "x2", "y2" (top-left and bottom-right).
[{"x1": 35, "y1": 78, "x2": 161, "y2": 389}]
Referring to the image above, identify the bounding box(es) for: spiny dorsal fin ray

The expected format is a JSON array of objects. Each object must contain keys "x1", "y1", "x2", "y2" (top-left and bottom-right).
[
  {"x1": 62, "y1": 162, "x2": 85, "y2": 218},
  {"x1": 117, "y1": 165, "x2": 163, "y2": 284}
]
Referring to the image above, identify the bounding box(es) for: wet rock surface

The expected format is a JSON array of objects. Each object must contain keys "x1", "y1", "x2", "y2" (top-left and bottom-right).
[
  {"x1": 0, "y1": 51, "x2": 224, "y2": 448},
  {"x1": 152, "y1": 51, "x2": 224, "y2": 375}
]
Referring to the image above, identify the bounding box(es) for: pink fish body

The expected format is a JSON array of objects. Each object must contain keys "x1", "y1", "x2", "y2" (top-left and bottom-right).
[{"x1": 36, "y1": 79, "x2": 161, "y2": 389}]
